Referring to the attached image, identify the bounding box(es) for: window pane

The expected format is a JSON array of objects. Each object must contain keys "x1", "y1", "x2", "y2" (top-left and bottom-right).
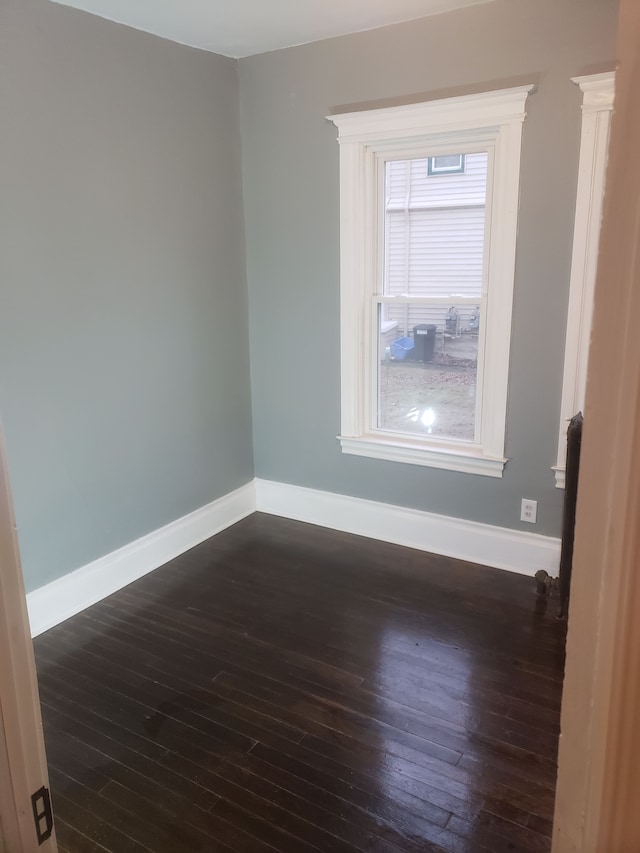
[
  {"x1": 380, "y1": 153, "x2": 487, "y2": 442},
  {"x1": 384, "y1": 153, "x2": 488, "y2": 299},
  {"x1": 428, "y1": 154, "x2": 465, "y2": 174},
  {"x1": 433, "y1": 154, "x2": 463, "y2": 170},
  {"x1": 378, "y1": 304, "x2": 480, "y2": 441}
]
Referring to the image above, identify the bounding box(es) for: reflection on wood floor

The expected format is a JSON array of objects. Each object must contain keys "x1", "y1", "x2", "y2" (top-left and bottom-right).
[{"x1": 34, "y1": 512, "x2": 565, "y2": 852}]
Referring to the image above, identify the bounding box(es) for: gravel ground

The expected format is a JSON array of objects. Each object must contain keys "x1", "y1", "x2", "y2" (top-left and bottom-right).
[{"x1": 378, "y1": 335, "x2": 478, "y2": 440}]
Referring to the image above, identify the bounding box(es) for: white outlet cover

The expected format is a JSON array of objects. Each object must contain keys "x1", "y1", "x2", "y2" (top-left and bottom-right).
[{"x1": 520, "y1": 499, "x2": 538, "y2": 523}]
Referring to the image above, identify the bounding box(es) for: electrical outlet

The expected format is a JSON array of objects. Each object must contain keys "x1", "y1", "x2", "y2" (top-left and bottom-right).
[{"x1": 521, "y1": 498, "x2": 538, "y2": 523}]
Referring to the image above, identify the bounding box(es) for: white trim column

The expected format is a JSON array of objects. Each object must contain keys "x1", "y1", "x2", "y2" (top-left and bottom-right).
[{"x1": 553, "y1": 72, "x2": 615, "y2": 488}]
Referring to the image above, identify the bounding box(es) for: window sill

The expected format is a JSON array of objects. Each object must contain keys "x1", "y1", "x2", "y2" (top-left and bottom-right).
[
  {"x1": 338, "y1": 435, "x2": 506, "y2": 477},
  {"x1": 552, "y1": 466, "x2": 566, "y2": 489}
]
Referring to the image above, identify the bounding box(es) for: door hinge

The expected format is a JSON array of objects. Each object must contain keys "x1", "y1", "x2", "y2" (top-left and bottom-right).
[{"x1": 31, "y1": 786, "x2": 53, "y2": 844}]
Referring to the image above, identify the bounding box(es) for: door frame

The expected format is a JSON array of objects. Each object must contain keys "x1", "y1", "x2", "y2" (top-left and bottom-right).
[
  {"x1": 553, "y1": 0, "x2": 640, "y2": 848},
  {"x1": 0, "y1": 421, "x2": 57, "y2": 852}
]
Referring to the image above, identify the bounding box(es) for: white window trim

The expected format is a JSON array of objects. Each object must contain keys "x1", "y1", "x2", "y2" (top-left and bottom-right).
[
  {"x1": 328, "y1": 86, "x2": 534, "y2": 477},
  {"x1": 553, "y1": 72, "x2": 615, "y2": 488}
]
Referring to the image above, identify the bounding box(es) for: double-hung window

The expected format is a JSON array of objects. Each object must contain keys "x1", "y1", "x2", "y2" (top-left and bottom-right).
[{"x1": 329, "y1": 86, "x2": 533, "y2": 477}]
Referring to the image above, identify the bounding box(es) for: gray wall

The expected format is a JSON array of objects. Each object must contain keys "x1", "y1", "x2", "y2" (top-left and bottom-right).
[
  {"x1": 239, "y1": 0, "x2": 618, "y2": 538},
  {"x1": 0, "y1": 0, "x2": 253, "y2": 591},
  {"x1": 0, "y1": 0, "x2": 618, "y2": 594}
]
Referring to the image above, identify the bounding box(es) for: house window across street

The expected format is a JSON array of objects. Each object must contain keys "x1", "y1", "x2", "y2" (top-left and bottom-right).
[{"x1": 427, "y1": 154, "x2": 466, "y2": 175}]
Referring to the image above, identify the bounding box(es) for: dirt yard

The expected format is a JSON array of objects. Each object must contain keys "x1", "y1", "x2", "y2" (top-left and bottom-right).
[{"x1": 378, "y1": 334, "x2": 478, "y2": 441}]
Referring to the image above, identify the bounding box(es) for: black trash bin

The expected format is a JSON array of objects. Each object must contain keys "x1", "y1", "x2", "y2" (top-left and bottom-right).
[{"x1": 413, "y1": 324, "x2": 437, "y2": 362}]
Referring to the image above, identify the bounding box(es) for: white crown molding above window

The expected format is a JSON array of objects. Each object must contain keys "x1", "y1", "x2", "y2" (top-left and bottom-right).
[
  {"x1": 329, "y1": 85, "x2": 534, "y2": 139},
  {"x1": 554, "y1": 71, "x2": 615, "y2": 488},
  {"x1": 573, "y1": 71, "x2": 618, "y2": 110}
]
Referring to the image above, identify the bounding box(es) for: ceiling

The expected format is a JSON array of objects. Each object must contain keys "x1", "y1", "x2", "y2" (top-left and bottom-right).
[{"x1": 50, "y1": 0, "x2": 496, "y2": 59}]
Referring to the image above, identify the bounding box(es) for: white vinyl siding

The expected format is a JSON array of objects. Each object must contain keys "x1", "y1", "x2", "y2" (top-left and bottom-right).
[
  {"x1": 386, "y1": 206, "x2": 485, "y2": 296},
  {"x1": 384, "y1": 153, "x2": 487, "y2": 334},
  {"x1": 386, "y1": 154, "x2": 487, "y2": 211}
]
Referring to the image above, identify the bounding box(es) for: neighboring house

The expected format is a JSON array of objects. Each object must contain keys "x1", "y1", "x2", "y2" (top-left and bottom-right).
[{"x1": 384, "y1": 152, "x2": 487, "y2": 336}]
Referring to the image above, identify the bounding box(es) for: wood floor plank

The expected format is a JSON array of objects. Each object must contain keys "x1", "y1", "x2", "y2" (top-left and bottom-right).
[
  {"x1": 36, "y1": 640, "x2": 296, "y2": 753},
  {"x1": 211, "y1": 667, "x2": 559, "y2": 788},
  {"x1": 53, "y1": 817, "x2": 112, "y2": 853},
  {"x1": 160, "y1": 720, "x2": 451, "y2": 851},
  {"x1": 213, "y1": 670, "x2": 464, "y2": 767},
  {"x1": 96, "y1": 595, "x2": 366, "y2": 692},
  {"x1": 42, "y1": 711, "x2": 281, "y2": 851},
  {"x1": 35, "y1": 513, "x2": 565, "y2": 851},
  {"x1": 41, "y1": 623, "x2": 307, "y2": 746},
  {"x1": 48, "y1": 773, "x2": 153, "y2": 853},
  {"x1": 166, "y1": 752, "x2": 343, "y2": 853}
]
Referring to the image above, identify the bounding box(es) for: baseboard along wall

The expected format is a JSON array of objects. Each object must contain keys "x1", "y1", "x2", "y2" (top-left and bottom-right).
[
  {"x1": 27, "y1": 477, "x2": 561, "y2": 636},
  {"x1": 254, "y1": 479, "x2": 561, "y2": 577},
  {"x1": 26, "y1": 482, "x2": 256, "y2": 637}
]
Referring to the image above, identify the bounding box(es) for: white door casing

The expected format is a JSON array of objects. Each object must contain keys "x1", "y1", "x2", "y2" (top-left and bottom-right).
[{"x1": 0, "y1": 421, "x2": 57, "y2": 852}]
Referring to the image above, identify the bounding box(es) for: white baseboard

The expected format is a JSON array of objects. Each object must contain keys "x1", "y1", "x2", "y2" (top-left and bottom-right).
[
  {"x1": 27, "y1": 481, "x2": 256, "y2": 637},
  {"x1": 255, "y1": 478, "x2": 561, "y2": 577},
  {"x1": 27, "y1": 477, "x2": 561, "y2": 637}
]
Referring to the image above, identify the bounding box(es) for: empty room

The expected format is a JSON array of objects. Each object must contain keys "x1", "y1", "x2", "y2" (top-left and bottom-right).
[{"x1": 3, "y1": 0, "x2": 639, "y2": 851}]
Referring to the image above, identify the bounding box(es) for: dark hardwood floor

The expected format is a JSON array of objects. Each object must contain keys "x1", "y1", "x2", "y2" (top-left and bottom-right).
[{"x1": 33, "y1": 513, "x2": 566, "y2": 852}]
